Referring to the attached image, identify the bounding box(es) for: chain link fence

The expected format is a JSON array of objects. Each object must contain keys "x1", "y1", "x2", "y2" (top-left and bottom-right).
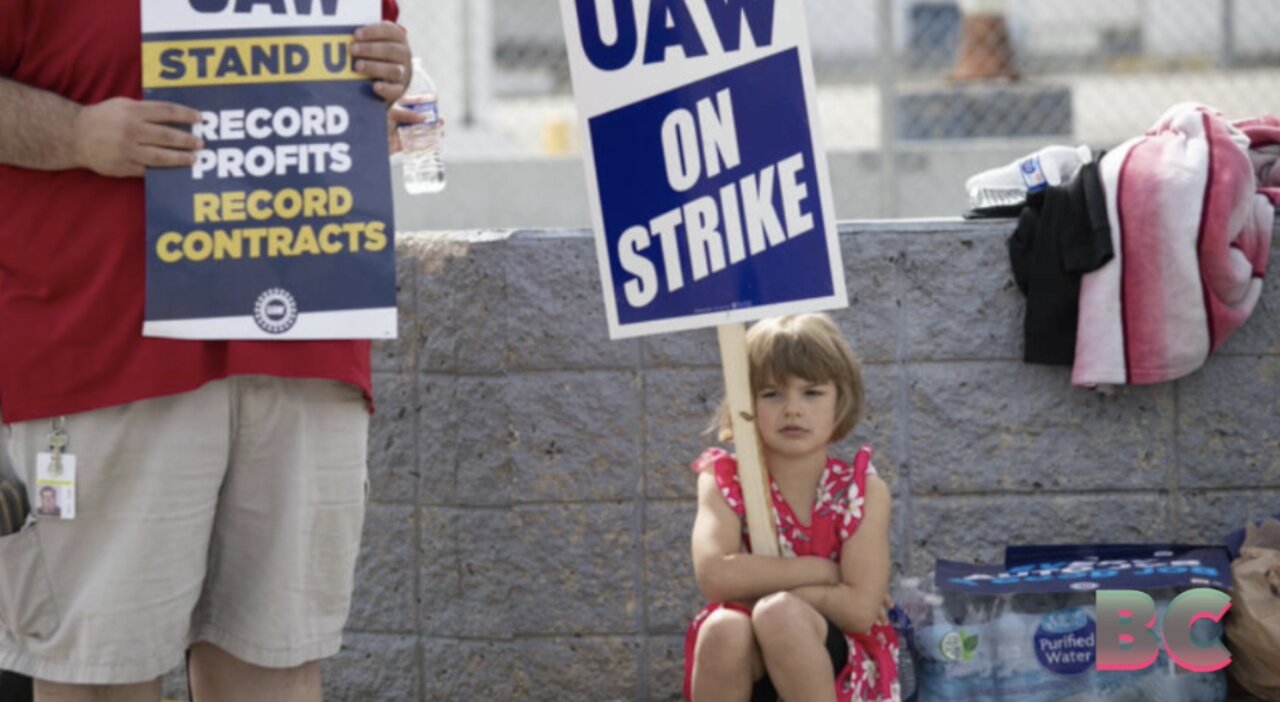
[{"x1": 399, "y1": 0, "x2": 1280, "y2": 218}]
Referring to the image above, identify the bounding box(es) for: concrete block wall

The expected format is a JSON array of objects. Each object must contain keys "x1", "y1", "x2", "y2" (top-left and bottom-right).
[{"x1": 177, "y1": 219, "x2": 1280, "y2": 700}]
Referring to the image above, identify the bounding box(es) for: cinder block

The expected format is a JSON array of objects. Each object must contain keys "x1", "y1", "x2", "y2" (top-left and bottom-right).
[
  {"x1": 509, "y1": 371, "x2": 642, "y2": 503},
  {"x1": 1178, "y1": 356, "x2": 1280, "y2": 489},
  {"x1": 513, "y1": 503, "x2": 642, "y2": 635},
  {"x1": 901, "y1": 223, "x2": 1023, "y2": 361},
  {"x1": 422, "y1": 639, "x2": 519, "y2": 701},
  {"x1": 419, "y1": 508, "x2": 459, "y2": 637},
  {"x1": 504, "y1": 234, "x2": 641, "y2": 370},
  {"x1": 909, "y1": 362, "x2": 1173, "y2": 494},
  {"x1": 326, "y1": 633, "x2": 419, "y2": 702},
  {"x1": 406, "y1": 232, "x2": 509, "y2": 374},
  {"x1": 643, "y1": 368, "x2": 723, "y2": 500},
  {"x1": 419, "y1": 507, "x2": 516, "y2": 639},
  {"x1": 517, "y1": 637, "x2": 642, "y2": 702},
  {"x1": 415, "y1": 375, "x2": 512, "y2": 508},
  {"x1": 348, "y1": 505, "x2": 416, "y2": 633},
  {"x1": 889, "y1": 491, "x2": 911, "y2": 577},
  {"x1": 368, "y1": 372, "x2": 418, "y2": 504},
  {"x1": 417, "y1": 375, "x2": 458, "y2": 506},
  {"x1": 833, "y1": 228, "x2": 905, "y2": 364},
  {"x1": 1175, "y1": 489, "x2": 1280, "y2": 545},
  {"x1": 830, "y1": 363, "x2": 900, "y2": 480},
  {"x1": 451, "y1": 377, "x2": 514, "y2": 507},
  {"x1": 647, "y1": 635, "x2": 688, "y2": 702},
  {"x1": 371, "y1": 244, "x2": 419, "y2": 374},
  {"x1": 642, "y1": 327, "x2": 721, "y2": 369},
  {"x1": 644, "y1": 501, "x2": 700, "y2": 634},
  {"x1": 907, "y1": 493, "x2": 1169, "y2": 578}
]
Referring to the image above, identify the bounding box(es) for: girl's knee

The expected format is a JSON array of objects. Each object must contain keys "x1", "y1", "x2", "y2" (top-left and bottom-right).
[
  {"x1": 751, "y1": 592, "x2": 824, "y2": 643},
  {"x1": 695, "y1": 608, "x2": 755, "y2": 666}
]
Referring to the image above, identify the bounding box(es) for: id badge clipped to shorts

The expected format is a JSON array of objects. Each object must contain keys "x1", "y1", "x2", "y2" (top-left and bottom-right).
[{"x1": 35, "y1": 417, "x2": 76, "y2": 520}]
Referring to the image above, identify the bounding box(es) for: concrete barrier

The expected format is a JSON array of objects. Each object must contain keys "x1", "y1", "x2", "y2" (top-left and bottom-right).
[{"x1": 315, "y1": 219, "x2": 1276, "y2": 700}]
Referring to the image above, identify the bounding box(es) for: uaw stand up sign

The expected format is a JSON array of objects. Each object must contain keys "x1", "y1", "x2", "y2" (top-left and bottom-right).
[
  {"x1": 142, "y1": 0, "x2": 396, "y2": 339},
  {"x1": 558, "y1": 0, "x2": 848, "y2": 554}
]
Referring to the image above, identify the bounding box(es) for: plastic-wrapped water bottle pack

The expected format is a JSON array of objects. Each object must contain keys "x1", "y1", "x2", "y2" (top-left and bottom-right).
[{"x1": 895, "y1": 545, "x2": 1232, "y2": 702}]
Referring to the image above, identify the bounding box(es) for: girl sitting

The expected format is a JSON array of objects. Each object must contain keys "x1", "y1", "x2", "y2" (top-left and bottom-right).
[{"x1": 683, "y1": 314, "x2": 899, "y2": 702}]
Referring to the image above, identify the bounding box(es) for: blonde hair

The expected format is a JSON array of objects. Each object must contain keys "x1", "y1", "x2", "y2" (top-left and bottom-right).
[{"x1": 714, "y1": 313, "x2": 864, "y2": 443}]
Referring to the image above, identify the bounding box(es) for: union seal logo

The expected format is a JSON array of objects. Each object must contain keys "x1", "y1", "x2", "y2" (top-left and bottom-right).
[{"x1": 253, "y1": 288, "x2": 298, "y2": 334}]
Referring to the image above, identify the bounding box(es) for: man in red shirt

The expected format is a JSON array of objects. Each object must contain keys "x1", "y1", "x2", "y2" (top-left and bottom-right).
[{"x1": 0, "y1": 3, "x2": 409, "y2": 701}]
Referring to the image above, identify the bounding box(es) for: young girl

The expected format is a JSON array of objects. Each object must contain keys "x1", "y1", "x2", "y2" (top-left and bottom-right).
[{"x1": 683, "y1": 314, "x2": 899, "y2": 702}]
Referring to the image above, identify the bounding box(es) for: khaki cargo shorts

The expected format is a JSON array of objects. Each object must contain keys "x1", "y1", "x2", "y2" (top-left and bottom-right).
[{"x1": 0, "y1": 376, "x2": 368, "y2": 684}]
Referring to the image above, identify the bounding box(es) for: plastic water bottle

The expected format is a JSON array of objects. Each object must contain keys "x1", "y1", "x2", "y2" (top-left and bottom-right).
[
  {"x1": 889, "y1": 605, "x2": 919, "y2": 701},
  {"x1": 965, "y1": 145, "x2": 1092, "y2": 211},
  {"x1": 400, "y1": 57, "x2": 446, "y2": 194}
]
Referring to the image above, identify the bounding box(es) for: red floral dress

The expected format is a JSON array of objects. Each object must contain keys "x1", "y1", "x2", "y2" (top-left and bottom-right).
[{"x1": 682, "y1": 447, "x2": 900, "y2": 702}]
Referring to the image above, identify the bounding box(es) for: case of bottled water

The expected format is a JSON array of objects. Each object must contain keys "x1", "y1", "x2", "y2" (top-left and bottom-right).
[{"x1": 895, "y1": 545, "x2": 1231, "y2": 702}]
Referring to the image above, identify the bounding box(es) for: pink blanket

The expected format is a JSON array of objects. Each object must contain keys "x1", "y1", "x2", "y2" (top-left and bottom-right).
[{"x1": 1073, "y1": 104, "x2": 1280, "y2": 386}]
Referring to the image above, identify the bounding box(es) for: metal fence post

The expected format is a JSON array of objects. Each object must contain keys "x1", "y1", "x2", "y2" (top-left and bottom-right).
[
  {"x1": 465, "y1": 0, "x2": 492, "y2": 128},
  {"x1": 1221, "y1": 0, "x2": 1236, "y2": 69},
  {"x1": 877, "y1": 0, "x2": 899, "y2": 218}
]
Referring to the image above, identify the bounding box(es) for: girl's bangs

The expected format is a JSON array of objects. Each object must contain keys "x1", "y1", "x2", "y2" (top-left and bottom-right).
[{"x1": 753, "y1": 329, "x2": 844, "y2": 390}]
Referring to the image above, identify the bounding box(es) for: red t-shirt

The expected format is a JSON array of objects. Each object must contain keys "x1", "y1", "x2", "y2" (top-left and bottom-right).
[{"x1": 0, "y1": 0, "x2": 399, "y2": 422}]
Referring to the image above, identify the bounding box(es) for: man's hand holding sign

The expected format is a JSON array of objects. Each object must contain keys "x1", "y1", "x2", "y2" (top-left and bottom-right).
[
  {"x1": 1, "y1": 18, "x2": 408, "y2": 180},
  {"x1": 352, "y1": 21, "x2": 413, "y2": 104},
  {"x1": 74, "y1": 99, "x2": 204, "y2": 177}
]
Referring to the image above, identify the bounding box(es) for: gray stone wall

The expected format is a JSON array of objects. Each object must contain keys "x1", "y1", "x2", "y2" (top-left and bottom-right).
[{"x1": 184, "y1": 220, "x2": 1280, "y2": 700}]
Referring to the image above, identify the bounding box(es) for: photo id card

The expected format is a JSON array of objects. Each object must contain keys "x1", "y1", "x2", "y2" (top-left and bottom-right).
[{"x1": 35, "y1": 452, "x2": 76, "y2": 520}]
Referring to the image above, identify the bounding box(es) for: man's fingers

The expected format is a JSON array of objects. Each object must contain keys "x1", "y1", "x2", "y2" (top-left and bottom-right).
[
  {"x1": 132, "y1": 145, "x2": 199, "y2": 169},
  {"x1": 355, "y1": 56, "x2": 409, "y2": 84},
  {"x1": 389, "y1": 109, "x2": 427, "y2": 127},
  {"x1": 354, "y1": 20, "x2": 407, "y2": 42},
  {"x1": 137, "y1": 122, "x2": 204, "y2": 151},
  {"x1": 388, "y1": 105, "x2": 426, "y2": 128},
  {"x1": 352, "y1": 24, "x2": 412, "y2": 104},
  {"x1": 373, "y1": 81, "x2": 407, "y2": 103},
  {"x1": 138, "y1": 101, "x2": 202, "y2": 125},
  {"x1": 352, "y1": 40, "x2": 411, "y2": 66}
]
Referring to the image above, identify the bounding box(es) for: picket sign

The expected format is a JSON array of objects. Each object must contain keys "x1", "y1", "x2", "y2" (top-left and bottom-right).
[
  {"x1": 140, "y1": 0, "x2": 396, "y2": 340},
  {"x1": 558, "y1": 0, "x2": 849, "y2": 557}
]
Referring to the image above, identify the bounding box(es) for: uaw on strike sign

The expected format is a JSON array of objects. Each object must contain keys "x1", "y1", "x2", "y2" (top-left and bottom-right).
[
  {"x1": 142, "y1": 0, "x2": 395, "y2": 339},
  {"x1": 559, "y1": 0, "x2": 847, "y2": 338}
]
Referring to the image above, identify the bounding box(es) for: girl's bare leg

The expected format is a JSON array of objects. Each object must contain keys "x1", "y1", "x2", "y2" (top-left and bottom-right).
[
  {"x1": 690, "y1": 608, "x2": 765, "y2": 702},
  {"x1": 752, "y1": 592, "x2": 838, "y2": 702}
]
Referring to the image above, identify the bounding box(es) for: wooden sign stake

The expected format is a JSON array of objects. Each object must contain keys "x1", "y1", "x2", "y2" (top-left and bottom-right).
[{"x1": 716, "y1": 323, "x2": 780, "y2": 557}]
